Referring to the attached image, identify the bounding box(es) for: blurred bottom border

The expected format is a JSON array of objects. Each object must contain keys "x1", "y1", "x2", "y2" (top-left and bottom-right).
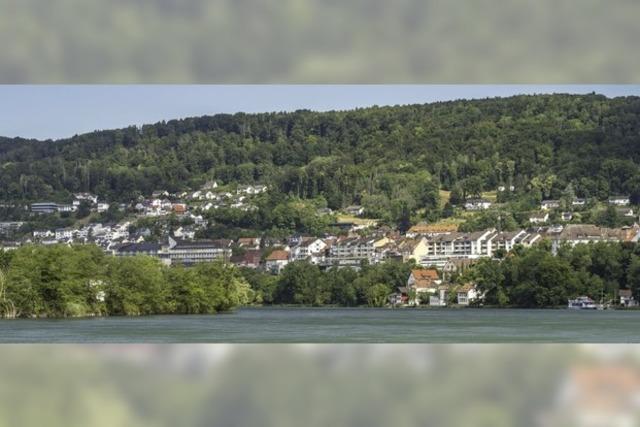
[{"x1": 1, "y1": 344, "x2": 638, "y2": 427}]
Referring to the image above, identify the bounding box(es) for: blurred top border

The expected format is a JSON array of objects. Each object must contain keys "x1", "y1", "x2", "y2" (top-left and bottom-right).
[{"x1": 1, "y1": 0, "x2": 638, "y2": 83}]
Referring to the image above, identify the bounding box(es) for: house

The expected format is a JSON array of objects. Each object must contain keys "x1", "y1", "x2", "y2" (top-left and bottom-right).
[
  {"x1": 237, "y1": 237, "x2": 262, "y2": 250},
  {"x1": 609, "y1": 196, "x2": 631, "y2": 206},
  {"x1": 395, "y1": 237, "x2": 429, "y2": 263},
  {"x1": 456, "y1": 283, "x2": 480, "y2": 305},
  {"x1": 97, "y1": 203, "x2": 110, "y2": 213},
  {"x1": 172, "y1": 203, "x2": 187, "y2": 214},
  {"x1": 74, "y1": 193, "x2": 98, "y2": 205},
  {"x1": 201, "y1": 180, "x2": 218, "y2": 190},
  {"x1": 617, "y1": 207, "x2": 635, "y2": 217},
  {"x1": 561, "y1": 212, "x2": 573, "y2": 222},
  {"x1": 55, "y1": 228, "x2": 74, "y2": 240},
  {"x1": 58, "y1": 204, "x2": 76, "y2": 213},
  {"x1": 328, "y1": 237, "x2": 376, "y2": 264},
  {"x1": 290, "y1": 237, "x2": 327, "y2": 263},
  {"x1": 497, "y1": 185, "x2": 515, "y2": 192},
  {"x1": 572, "y1": 198, "x2": 586, "y2": 207},
  {"x1": 407, "y1": 269, "x2": 441, "y2": 299},
  {"x1": 151, "y1": 190, "x2": 169, "y2": 198},
  {"x1": 541, "y1": 200, "x2": 561, "y2": 210},
  {"x1": 232, "y1": 250, "x2": 262, "y2": 269},
  {"x1": 464, "y1": 198, "x2": 492, "y2": 211},
  {"x1": 429, "y1": 285, "x2": 450, "y2": 307},
  {"x1": 316, "y1": 207, "x2": 333, "y2": 216},
  {"x1": 265, "y1": 250, "x2": 290, "y2": 274},
  {"x1": 529, "y1": 212, "x2": 549, "y2": 224},
  {"x1": 442, "y1": 258, "x2": 478, "y2": 275},
  {"x1": 0, "y1": 222, "x2": 24, "y2": 236},
  {"x1": 344, "y1": 205, "x2": 365, "y2": 217},
  {"x1": 618, "y1": 289, "x2": 638, "y2": 307}
]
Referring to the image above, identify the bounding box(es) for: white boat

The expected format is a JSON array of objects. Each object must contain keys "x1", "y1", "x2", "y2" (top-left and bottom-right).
[{"x1": 568, "y1": 296, "x2": 598, "y2": 310}]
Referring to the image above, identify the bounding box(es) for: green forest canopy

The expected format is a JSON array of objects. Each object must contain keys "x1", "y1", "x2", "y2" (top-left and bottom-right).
[{"x1": 2, "y1": 93, "x2": 640, "y2": 217}]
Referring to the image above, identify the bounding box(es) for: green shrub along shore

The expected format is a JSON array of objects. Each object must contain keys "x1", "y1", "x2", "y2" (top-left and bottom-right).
[
  {"x1": 0, "y1": 245, "x2": 252, "y2": 318},
  {"x1": 1, "y1": 240, "x2": 640, "y2": 318}
]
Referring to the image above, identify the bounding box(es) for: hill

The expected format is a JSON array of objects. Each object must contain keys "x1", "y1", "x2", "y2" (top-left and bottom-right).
[{"x1": 1, "y1": 93, "x2": 640, "y2": 226}]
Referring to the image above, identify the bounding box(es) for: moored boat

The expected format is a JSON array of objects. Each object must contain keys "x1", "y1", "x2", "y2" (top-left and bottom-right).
[{"x1": 568, "y1": 296, "x2": 598, "y2": 310}]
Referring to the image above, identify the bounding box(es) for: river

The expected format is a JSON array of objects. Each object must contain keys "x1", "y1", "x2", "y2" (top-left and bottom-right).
[{"x1": 1, "y1": 307, "x2": 639, "y2": 343}]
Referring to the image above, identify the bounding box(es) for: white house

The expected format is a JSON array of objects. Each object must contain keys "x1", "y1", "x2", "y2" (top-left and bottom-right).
[
  {"x1": 529, "y1": 212, "x2": 549, "y2": 224},
  {"x1": 561, "y1": 212, "x2": 573, "y2": 222},
  {"x1": 457, "y1": 283, "x2": 480, "y2": 305},
  {"x1": 344, "y1": 205, "x2": 365, "y2": 216},
  {"x1": 609, "y1": 196, "x2": 631, "y2": 206},
  {"x1": 464, "y1": 199, "x2": 492, "y2": 211},
  {"x1": 541, "y1": 200, "x2": 561, "y2": 210},
  {"x1": 97, "y1": 203, "x2": 110, "y2": 213},
  {"x1": 265, "y1": 250, "x2": 290, "y2": 274},
  {"x1": 290, "y1": 237, "x2": 327, "y2": 263}
]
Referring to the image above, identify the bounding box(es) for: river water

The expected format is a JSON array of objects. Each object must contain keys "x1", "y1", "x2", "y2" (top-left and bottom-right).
[{"x1": 0, "y1": 307, "x2": 638, "y2": 343}]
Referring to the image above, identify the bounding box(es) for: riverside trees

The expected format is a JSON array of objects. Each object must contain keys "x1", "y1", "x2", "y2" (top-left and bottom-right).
[{"x1": 0, "y1": 245, "x2": 251, "y2": 318}]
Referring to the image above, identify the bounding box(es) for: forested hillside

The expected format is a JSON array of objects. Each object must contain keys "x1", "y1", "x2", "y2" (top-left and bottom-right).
[{"x1": 2, "y1": 93, "x2": 640, "y2": 217}]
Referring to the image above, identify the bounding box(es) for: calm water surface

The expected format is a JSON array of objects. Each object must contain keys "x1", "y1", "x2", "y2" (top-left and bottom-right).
[{"x1": 1, "y1": 307, "x2": 639, "y2": 343}]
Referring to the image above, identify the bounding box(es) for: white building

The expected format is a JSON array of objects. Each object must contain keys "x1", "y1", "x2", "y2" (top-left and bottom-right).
[{"x1": 464, "y1": 199, "x2": 492, "y2": 211}]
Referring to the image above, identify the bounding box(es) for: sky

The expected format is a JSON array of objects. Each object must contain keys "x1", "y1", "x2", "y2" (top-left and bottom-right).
[{"x1": 1, "y1": 85, "x2": 639, "y2": 140}]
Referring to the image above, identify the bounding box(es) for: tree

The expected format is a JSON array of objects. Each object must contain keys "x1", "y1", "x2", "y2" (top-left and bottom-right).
[{"x1": 365, "y1": 283, "x2": 390, "y2": 307}]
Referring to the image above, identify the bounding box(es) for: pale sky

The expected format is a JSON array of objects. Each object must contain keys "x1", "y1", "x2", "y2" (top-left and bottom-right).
[{"x1": 1, "y1": 85, "x2": 639, "y2": 140}]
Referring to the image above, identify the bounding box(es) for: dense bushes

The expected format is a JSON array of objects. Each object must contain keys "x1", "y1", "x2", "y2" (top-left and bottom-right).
[{"x1": 469, "y1": 241, "x2": 640, "y2": 307}]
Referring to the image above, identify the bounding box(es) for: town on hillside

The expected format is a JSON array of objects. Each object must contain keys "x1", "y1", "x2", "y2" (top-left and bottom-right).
[{"x1": 2, "y1": 182, "x2": 640, "y2": 308}]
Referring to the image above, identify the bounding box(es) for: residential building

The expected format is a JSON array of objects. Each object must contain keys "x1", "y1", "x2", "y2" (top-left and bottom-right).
[
  {"x1": 464, "y1": 198, "x2": 492, "y2": 211},
  {"x1": 618, "y1": 289, "x2": 638, "y2": 307},
  {"x1": 609, "y1": 196, "x2": 631, "y2": 206},
  {"x1": 0, "y1": 222, "x2": 24, "y2": 236},
  {"x1": 456, "y1": 283, "x2": 480, "y2": 305},
  {"x1": 541, "y1": 200, "x2": 561, "y2": 210},
  {"x1": 406, "y1": 269, "x2": 441, "y2": 304},
  {"x1": 572, "y1": 198, "x2": 586, "y2": 207},
  {"x1": 328, "y1": 237, "x2": 376, "y2": 264},
  {"x1": 31, "y1": 202, "x2": 58, "y2": 214},
  {"x1": 344, "y1": 205, "x2": 365, "y2": 217},
  {"x1": 237, "y1": 237, "x2": 262, "y2": 249},
  {"x1": 561, "y1": 212, "x2": 573, "y2": 222},
  {"x1": 550, "y1": 224, "x2": 640, "y2": 253},
  {"x1": 97, "y1": 203, "x2": 110, "y2": 213},
  {"x1": 529, "y1": 212, "x2": 549, "y2": 224},
  {"x1": 429, "y1": 285, "x2": 450, "y2": 307},
  {"x1": 421, "y1": 229, "x2": 497, "y2": 260},
  {"x1": 265, "y1": 250, "x2": 290, "y2": 274},
  {"x1": 232, "y1": 250, "x2": 262, "y2": 269},
  {"x1": 161, "y1": 237, "x2": 232, "y2": 266},
  {"x1": 395, "y1": 237, "x2": 429, "y2": 263},
  {"x1": 290, "y1": 237, "x2": 327, "y2": 263},
  {"x1": 58, "y1": 204, "x2": 76, "y2": 213},
  {"x1": 114, "y1": 242, "x2": 161, "y2": 257},
  {"x1": 55, "y1": 228, "x2": 74, "y2": 240}
]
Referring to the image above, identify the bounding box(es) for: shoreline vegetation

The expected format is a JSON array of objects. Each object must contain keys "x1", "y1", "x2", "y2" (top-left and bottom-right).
[{"x1": 2, "y1": 239, "x2": 640, "y2": 319}]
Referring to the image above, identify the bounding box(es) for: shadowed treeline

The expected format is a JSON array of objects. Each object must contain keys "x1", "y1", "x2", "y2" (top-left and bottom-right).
[{"x1": 1, "y1": 0, "x2": 639, "y2": 82}]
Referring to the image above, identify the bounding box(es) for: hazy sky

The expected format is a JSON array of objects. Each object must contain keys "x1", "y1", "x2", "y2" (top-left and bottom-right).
[{"x1": 1, "y1": 85, "x2": 639, "y2": 140}]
